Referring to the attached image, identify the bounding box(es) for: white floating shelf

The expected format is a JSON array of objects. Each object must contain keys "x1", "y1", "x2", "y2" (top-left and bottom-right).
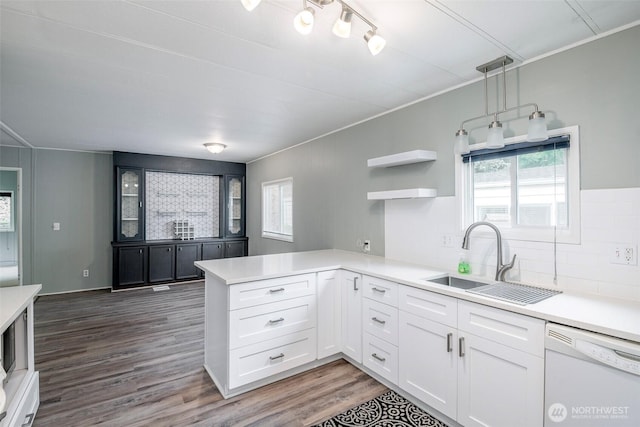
[
  {"x1": 367, "y1": 188, "x2": 437, "y2": 200},
  {"x1": 367, "y1": 150, "x2": 437, "y2": 168}
]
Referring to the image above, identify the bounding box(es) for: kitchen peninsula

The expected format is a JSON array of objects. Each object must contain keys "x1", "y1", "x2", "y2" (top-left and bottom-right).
[{"x1": 196, "y1": 249, "x2": 640, "y2": 427}]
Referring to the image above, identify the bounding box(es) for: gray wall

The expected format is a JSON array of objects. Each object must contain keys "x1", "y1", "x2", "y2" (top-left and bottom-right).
[
  {"x1": 247, "y1": 25, "x2": 640, "y2": 256},
  {"x1": 0, "y1": 146, "x2": 112, "y2": 293}
]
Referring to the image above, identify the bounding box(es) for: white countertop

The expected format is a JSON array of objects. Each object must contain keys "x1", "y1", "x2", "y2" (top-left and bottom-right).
[
  {"x1": 195, "y1": 250, "x2": 640, "y2": 343},
  {"x1": 0, "y1": 284, "x2": 42, "y2": 332}
]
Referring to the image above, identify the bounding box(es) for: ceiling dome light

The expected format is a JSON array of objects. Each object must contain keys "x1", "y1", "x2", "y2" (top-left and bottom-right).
[
  {"x1": 240, "y1": 0, "x2": 261, "y2": 12},
  {"x1": 527, "y1": 110, "x2": 548, "y2": 142},
  {"x1": 294, "y1": 7, "x2": 315, "y2": 35},
  {"x1": 455, "y1": 129, "x2": 470, "y2": 154},
  {"x1": 332, "y1": 6, "x2": 353, "y2": 38},
  {"x1": 364, "y1": 30, "x2": 386, "y2": 56},
  {"x1": 204, "y1": 143, "x2": 227, "y2": 154},
  {"x1": 486, "y1": 120, "x2": 504, "y2": 149}
]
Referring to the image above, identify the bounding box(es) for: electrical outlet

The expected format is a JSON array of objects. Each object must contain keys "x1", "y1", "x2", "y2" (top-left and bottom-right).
[
  {"x1": 610, "y1": 245, "x2": 638, "y2": 265},
  {"x1": 83, "y1": 269, "x2": 89, "y2": 277},
  {"x1": 442, "y1": 234, "x2": 454, "y2": 248},
  {"x1": 363, "y1": 240, "x2": 371, "y2": 253}
]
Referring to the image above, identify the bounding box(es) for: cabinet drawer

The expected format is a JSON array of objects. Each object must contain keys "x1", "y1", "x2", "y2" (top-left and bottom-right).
[
  {"x1": 363, "y1": 298, "x2": 398, "y2": 346},
  {"x1": 230, "y1": 274, "x2": 316, "y2": 309},
  {"x1": 363, "y1": 333, "x2": 398, "y2": 385},
  {"x1": 229, "y1": 330, "x2": 317, "y2": 389},
  {"x1": 458, "y1": 301, "x2": 544, "y2": 357},
  {"x1": 229, "y1": 295, "x2": 316, "y2": 349},
  {"x1": 8, "y1": 371, "x2": 39, "y2": 427},
  {"x1": 399, "y1": 285, "x2": 457, "y2": 328},
  {"x1": 363, "y1": 276, "x2": 398, "y2": 307}
]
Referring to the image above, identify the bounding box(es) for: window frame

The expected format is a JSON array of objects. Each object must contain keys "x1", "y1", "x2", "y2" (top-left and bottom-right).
[
  {"x1": 455, "y1": 125, "x2": 581, "y2": 244},
  {"x1": 261, "y1": 177, "x2": 293, "y2": 242},
  {"x1": 0, "y1": 191, "x2": 15, "y2": 232}
]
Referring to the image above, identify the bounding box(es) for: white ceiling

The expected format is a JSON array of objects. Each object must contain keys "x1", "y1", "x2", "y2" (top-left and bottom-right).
[{"x1": 1, "y1": 1, "x2": 639, "y2": 163}]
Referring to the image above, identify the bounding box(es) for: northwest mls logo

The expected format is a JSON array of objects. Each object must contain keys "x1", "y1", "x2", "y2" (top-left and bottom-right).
[{"x1": 548, "y1": 403, "x2": 568, "y2": 423}]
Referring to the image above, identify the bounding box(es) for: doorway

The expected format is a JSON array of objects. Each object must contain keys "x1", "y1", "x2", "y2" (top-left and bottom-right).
[{"x1": 0, "y1": 168, "x2": 21, "y2": 286}]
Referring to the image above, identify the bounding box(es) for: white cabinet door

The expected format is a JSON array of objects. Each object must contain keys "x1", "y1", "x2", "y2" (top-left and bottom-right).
[
  {"x1": 317, "y1": 270, "x2": 342, "y2": 358},
  {"x1": 399, "y1": 311, "x2": 457, "y2": 420},
  {"x1": 457, "y1": 332, "x2": 544, "y2": 427},
  {"x1": 341, "y1": 270, "x2": 362, "y2": 363}
]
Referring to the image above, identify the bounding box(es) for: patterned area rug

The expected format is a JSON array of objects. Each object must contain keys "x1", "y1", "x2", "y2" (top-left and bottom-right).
[{"x1": 312, "y1": 390, "x2": 448, "y2": 427}]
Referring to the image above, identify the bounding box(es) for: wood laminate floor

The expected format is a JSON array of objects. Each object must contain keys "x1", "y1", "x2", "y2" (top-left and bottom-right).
[{"x1": 33, "y1": 282, "x2": 387, "y2": 427}]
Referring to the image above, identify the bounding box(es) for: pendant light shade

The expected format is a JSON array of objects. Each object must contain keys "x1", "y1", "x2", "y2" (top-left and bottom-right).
[
  {"x1": 455, "y1": 129, "x2": 470, "y2": 154},
  {"x1": 527, "y1": 110, "x2": 548, "y2": 142},
  {"x1": 294, "y1": 7, "x2": 315, "y2": 35},
  {"x1": 204, "y1": 143, "x2": 227, "y2": 154},
  {"x1": 487, "y1": 121, "x2": 504, "y2": 149},
  {"x1": 240, "y1": 0, "x2": 262, "y2": 12},
  {"x1": 364, "y1": 30, "x2": 386, "y2": 56},
  {"x1": 332, "y1": 6, "x2": 353, "y2": 38}
]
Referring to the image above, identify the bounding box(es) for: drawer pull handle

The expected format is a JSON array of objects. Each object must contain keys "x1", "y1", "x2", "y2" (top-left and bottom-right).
[
  {"x1": 372, "y1": 317, "x2": 386, "y2": 325},
  {"x1": 269, "y1": 353, "x2": 285, "y2": 361},
  {"x1": 269, "y1": 317, "x2": 285, "y2": 325},
  {"x1": 269, "y1": 288, "x2": 285, "y2": 293},
  {"x1": 353, "y1": 277, "x2": 359, "y2": 291},
  {"x1": 372, "y1": 287, "x2": 386, "y2": 294},
  {"x1": 459, "y1": 337, "x2": 465, "y2": 357},
  {"x1": 447, "y1": 332, "x2": 453, "y2": 353},
  {"x1": 371, "y1": 353, "x2": 386, "y2": 362}
]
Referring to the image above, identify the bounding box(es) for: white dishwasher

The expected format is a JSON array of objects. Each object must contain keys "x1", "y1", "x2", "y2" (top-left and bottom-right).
[{"x1": 544, "y1": 323, "x2": 640, "y2": 426}]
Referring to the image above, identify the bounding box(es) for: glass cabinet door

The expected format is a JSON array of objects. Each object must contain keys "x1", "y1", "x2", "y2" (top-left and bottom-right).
[
  {"x1": 118, "y1": 167, "x2": 143, "y2": 241},
  {"x1": 225, "y1": 175, "x2": 245, "y2": 237}
]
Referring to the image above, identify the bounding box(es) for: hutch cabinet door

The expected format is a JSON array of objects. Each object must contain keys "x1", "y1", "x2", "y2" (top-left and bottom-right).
[
  {"x1": 202, "y1": 242, "x2": 224, "y2": 260},
  {"x1": 176, "y1": 243, "x2": 201, "y2": 280},
  {"x1": 116, "y1": 167, "x2": 144, "y2": 241},
  {"x1": 116, "y1": 246, "x2": 147, "y2": 287},
  {"x1": 148, "y1": 245, "x2": 175, "y2": 283},
  {"x1": 224, "y1": 175, "x2": 245, "y2": 237},
  {"x1": 224, "y1": 241, "x2": 247, "y2": 258}
]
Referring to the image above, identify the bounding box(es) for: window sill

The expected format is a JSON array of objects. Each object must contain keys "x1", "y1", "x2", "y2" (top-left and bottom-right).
[{"x1": 262, "y1": 233, "x2": 294, "y2": 243}]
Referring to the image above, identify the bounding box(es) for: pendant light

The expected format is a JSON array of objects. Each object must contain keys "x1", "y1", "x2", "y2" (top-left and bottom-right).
[{"x1": 454, "y1": 55, "x2": 549, "y2": 153}]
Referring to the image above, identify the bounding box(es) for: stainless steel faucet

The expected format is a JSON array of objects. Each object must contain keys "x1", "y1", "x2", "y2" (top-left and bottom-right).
[{"x1": 461, "y1": 221, "x2": 516, "y2": 281}]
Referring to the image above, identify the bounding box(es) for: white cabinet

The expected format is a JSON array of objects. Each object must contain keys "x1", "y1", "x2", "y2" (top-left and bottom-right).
[
  {"x1": 399, "y1": 288, "x2": 458, "y2": 420},
  {"x1": 0, "y1": 285, "x2": 40, "y2": 427},
  {"x1": 340, "y1": 271, "x2": 362, "y2": 363},
  {"x1": 398, "y1": 286, "x2": 545, "y2": 427},
  {"x1": 456, "y1": 301, "x2": 544, "y2": 427},
  {"x1": 362, "y1": 277, "x2": 399, "y2": 384},
  {"x1": 317, "y1": 270, "x2": 342, "y2": 359}
]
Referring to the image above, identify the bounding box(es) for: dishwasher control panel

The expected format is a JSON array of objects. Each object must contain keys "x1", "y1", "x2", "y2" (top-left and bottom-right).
[{"x1": 575, "y1": 339, "x2": 640, "y2": 375}]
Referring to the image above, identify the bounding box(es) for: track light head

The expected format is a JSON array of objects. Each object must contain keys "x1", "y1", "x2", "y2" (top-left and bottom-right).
[
  {"x1": 240, "y1": 0, "x2": 262, "y2": 12},
  {"x1": 332, "y1": 6, "x2": 353, "y2": 38},
  {"x1": 294, "y1": 7, "x2": 315, "y2": 35},
  {"x1": 364, "y1": 30, "x2": 386, "y2": 55}
]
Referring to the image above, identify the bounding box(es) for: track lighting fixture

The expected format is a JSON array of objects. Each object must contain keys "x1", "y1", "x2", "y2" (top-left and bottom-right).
[
  {"x1": 364, "y1": 30, "x2": 386, "y2": 56},
  {"x1": 454, "y1": 56, "x2": 549, "y2": 154},
  {"x1": 240, "y1": 0, "x2": 385, "y2": 55},
  {"x1": 204, "y1": 143, "x2": 226, "y2": 154},
  {"x1": 240, "y1": 0, "x2": 261, "y2": 12},
  {"x1": 332, "y1": 5, "x2": 353, "y2": 38},
  {"x1": 294, "y1": 2, "x2": 315, "y2": 35}
]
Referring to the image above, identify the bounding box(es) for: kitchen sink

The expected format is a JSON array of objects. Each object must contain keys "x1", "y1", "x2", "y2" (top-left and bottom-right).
[
  {"x1": 423, "y1": 275, "x2": 562, "y2": 305},
  {"x1": 424, "y1": 275, "x2": 490, "y2": 290}
]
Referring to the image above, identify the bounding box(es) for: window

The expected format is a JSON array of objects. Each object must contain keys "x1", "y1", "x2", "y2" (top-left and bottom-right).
[
  {"x1": 262, "y1": 178, "x2": 293, "y2": 242},
  {"x1": 0, "y1": 191, "x2": 14, "y2": 232},
  {"x1": 457, "y1": 126, "x2": 580, "y2": 244}
]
